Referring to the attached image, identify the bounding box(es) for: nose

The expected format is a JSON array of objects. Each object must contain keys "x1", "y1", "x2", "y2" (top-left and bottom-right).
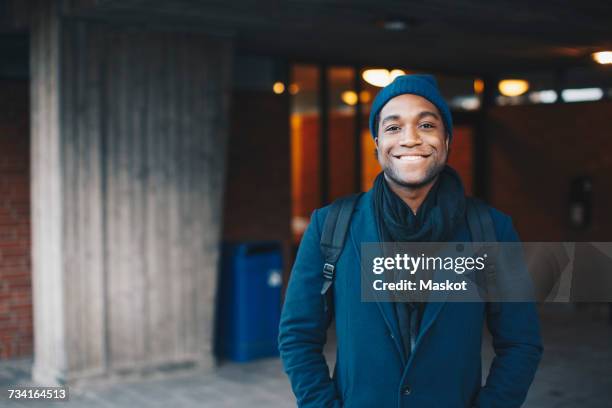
[{"x1": 398, "y1": 127, "x2": 422, "y2": 147}]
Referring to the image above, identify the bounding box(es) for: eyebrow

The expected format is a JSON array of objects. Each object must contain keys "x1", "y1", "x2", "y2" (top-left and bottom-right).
[
  {"x1": 416, "y1": 111, "x2": 441, "y2": 121},
  {"x1": 380, "y1": 114, "x2": 401, "y2": 127}
]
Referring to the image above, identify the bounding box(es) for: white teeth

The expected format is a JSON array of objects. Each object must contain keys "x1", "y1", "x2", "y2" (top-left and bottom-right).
[{"x1": 397, "y1": 155, "x2": 424, "y2": 161}]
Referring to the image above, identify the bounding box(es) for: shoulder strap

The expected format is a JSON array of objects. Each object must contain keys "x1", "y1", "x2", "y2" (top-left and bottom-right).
[
  {"x1": 466, "y1": 197, "x2": 496, "y2": 242},
  {"x1": 319, "y1": 192, "x2": 363, "y2": 317},
  {"x1": 466, "y1": 198, "x2": 501, "y2": 314}
]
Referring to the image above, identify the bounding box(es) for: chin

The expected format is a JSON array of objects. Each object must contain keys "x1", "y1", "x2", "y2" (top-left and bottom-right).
[
  {"x1": 390, "y1": 172, "x2": 430, "y2": 188},
  {"x1": 385, "y1": 165, "x2": 439, "y2": 188},
  {"x1": 397, "y1": 177, "x2": 431, "y2": 188}
]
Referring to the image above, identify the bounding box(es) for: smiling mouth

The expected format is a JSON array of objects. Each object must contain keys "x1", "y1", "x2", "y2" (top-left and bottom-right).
[{"x1": 393, "y1": 154, "x2": 431, "y2": 162}]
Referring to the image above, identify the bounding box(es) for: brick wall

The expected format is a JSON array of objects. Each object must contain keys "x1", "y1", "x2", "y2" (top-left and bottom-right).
[
  {"x1": 0, "y1": 79, "x2": 32, "y2": 358},
  {"x1": 449, "y1": 125, "x2": 473, "y2": 196},
  {"x1": 488, "y1": 101, "x2": 612, "y2": 241}
]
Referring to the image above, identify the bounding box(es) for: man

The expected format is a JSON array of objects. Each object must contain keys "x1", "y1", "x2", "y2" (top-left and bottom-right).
[{"x1": 278, "y1": 74, "x2": 543, "y2": 407}]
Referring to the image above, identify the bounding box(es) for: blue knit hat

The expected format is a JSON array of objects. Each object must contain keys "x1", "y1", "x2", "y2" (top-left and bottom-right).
[{"x1": 368, "y1": 74, "x2": 453, "y2": 141}]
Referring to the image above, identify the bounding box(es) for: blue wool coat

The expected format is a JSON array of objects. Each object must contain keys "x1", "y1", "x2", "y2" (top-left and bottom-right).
[{"x1": 278, "y1": 190, "x2": 543, "y2": 408}]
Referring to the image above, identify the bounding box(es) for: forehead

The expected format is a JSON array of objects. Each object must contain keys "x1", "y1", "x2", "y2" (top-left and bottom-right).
[{"x1": 379, "y1": 93, "x2": 440, "y2": 119}]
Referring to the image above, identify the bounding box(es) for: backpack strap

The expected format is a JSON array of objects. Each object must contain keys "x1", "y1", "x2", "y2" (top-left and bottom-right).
[
  {"x1": 320, "y1": 192, "x2": 363, "y2": 318},
  {"x1": 466, "y1": 198, "x2": 500, "y2": 314},
  {"x1": 466, "y1": 197, "x2": 497, "y2": 242}
]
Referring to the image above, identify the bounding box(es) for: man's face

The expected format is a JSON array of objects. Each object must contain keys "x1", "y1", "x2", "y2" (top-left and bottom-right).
[{"x1": 375, "y1": 94, "x2": 449, "y2": 188}]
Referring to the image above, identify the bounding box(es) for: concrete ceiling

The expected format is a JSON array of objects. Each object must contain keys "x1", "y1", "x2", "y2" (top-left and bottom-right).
[
  {"x1": 2, "y1": 0, "x2": 612, "y2": 77},
  {"x1": 61, "y1": 0, "x2": 612, "y2": 76}
]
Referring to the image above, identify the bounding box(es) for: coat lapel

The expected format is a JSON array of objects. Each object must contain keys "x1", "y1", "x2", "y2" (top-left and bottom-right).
[
  {"x1": 349, "y1": 190, "x2": 408, "y2": 363},
  {"x1": 411, "y1": 269, "x2": 449, "y2": 355},
  {"x1": 413, "y1": 227, "x2": 470, "y2": 352},
  {"x1": 348, "y1": 189, "x2": 463, "y2": 364}
]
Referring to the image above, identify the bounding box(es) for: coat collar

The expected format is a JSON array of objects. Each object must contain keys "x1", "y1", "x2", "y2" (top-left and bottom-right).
[{"x1": 349, "y1": 189, "x2": 451, "y2": 365}]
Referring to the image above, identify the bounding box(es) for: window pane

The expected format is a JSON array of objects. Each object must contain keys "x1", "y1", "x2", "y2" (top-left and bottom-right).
[
  {"x1": 290, "y1": 64, "x2": 320, "y2": 242},
  {"x1": 328, "y1": 66, "x2": 357, "y2": 200}
]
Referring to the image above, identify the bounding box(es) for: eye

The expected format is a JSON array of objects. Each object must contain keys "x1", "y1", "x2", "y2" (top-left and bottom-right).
[
  {"x1": 385, "y1": 125, "x2": 401, "y2": 133},
  {"x1": 419, "y1": 122, "x2": 436, "y2": 129}
]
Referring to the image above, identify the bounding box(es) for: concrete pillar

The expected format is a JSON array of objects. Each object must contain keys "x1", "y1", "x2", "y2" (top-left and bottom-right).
[{"x1": 30, "y1": 1, "x2": 232, "y2": 385}]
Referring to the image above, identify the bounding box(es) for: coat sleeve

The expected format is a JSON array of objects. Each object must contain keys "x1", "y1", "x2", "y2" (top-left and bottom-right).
[
  {"x1": 474, "y1": 215, "x2": 544, "y2": 408},
  {"x1": 278, "y1": 208, "x2": 342, "y2": 408}
]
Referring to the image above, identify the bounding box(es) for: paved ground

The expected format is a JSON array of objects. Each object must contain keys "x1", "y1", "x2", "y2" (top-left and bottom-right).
[{"x1": 0, "y1": 303, "x2": 611, "y2": 407}]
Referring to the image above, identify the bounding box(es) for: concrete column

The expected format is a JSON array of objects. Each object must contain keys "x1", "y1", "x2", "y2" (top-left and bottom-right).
[{"x1": 30, "y1": 1, "x2": 232, "y2": 385}]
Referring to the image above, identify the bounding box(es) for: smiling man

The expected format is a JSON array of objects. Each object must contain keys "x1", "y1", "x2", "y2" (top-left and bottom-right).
[
  {"x1": 377, "y1": 94, "x2": 447, "y2": 188},
  {"x1": 279, "y1": 74, "x2": 543, "y2": 407}
]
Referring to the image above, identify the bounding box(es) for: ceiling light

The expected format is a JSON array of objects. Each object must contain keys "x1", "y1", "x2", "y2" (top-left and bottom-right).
[
  {"x1": 359, "y1": 91, "x2": 371, "y2": 103},
  {"x1": 341, "y1": 91, "x2": 358, "y2": 106},
  {"x1": 473, "y1": 79, "x2": 484, "y2": 94},
  {"x1": 561, "y1": 88, "x2": 603, "y2": 102},
  {"x1": 389, "y1": 69, "x2": 405, "y2": 82},
  {"x1": 592, "y1": 51, "x2": 612, "y2": 65},
  {"x1": 498, "y1": 79, "x2": 529, "y2": 97},
  {"x1": 362, "y1": 69, "x2": 406, "y2": 87},
  {"x1": 383, "y1": 19, "x2": 408, "y2": 31},
  {"x1": 528, "y1": 90, "x2": 557, "y2": 104},
  {"x1": 362, "y1": 69, "x2": 391, "y2": 87},
  {"x1": 272, "y1": 82, "x2": 285, "y2": 94},
  {"x1": 288, "y1": 83, "x2": 299, "y2": 95},
  {"x1": 450, "y1": 96, "x2": 480, "y2": 111}
]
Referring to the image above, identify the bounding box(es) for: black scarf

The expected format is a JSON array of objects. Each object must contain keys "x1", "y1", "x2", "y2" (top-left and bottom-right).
[
  {"x1": 373, "y1": 165, "x2": 466, "y2": 243},
  {"x1": 372, "y1": 165, "x2": 467, "y2": 361}
]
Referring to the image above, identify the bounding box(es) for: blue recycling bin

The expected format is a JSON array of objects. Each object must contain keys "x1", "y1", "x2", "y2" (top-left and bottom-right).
[{"x1": 215, "y1": 241, "x2": 283, "y2": 362}]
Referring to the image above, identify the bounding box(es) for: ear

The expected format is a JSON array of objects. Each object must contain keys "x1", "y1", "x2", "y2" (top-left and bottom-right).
[
  {"x1": 374, "y1": 137, "x2": 379, "y2": 148},
  {"x1": 445, "y1": 134, "x2": 450, "y2": 150}
]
